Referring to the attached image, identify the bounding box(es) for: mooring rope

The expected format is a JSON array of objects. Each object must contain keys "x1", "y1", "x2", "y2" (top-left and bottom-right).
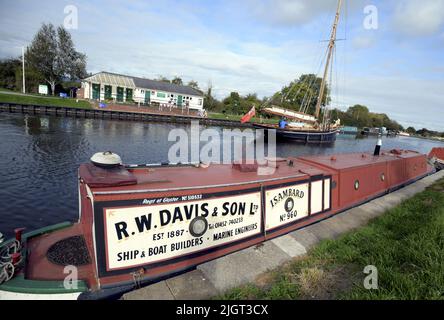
[{"x1": 0, "y1": 240, "x2": 21, "y2": 284}]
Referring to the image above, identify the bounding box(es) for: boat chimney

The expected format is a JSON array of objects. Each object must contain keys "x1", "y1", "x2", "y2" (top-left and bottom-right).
[{"x1": 374, "y1": 134, "x2": 382, "y2": 156}]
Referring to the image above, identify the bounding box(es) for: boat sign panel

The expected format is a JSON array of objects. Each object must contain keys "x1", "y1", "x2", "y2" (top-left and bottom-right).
[
  {"x1": 102, "y1": 192, "x2": 262, "y2": 271},
  {"x1": 265, "y1": 182, "x2": 310, "y2": 231}
]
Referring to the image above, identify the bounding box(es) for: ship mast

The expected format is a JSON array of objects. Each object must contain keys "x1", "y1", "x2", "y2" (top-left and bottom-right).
[{"x1": 314, "y1": 0, "x2": 343, "y2": 120}]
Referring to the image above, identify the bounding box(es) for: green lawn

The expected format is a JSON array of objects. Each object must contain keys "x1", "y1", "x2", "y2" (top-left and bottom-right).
[
  {"x1": 220, "y1": 177, "x2": 444, "y2": 300},
  {"x1": 0, "y1": 91, "x2": 91, "y2": 109},
  {"x1": 208, "y1": 112, "x2": 278, "y2": 125}
]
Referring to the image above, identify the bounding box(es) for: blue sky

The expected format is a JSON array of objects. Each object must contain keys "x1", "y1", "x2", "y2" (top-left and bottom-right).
[{"x1": 0, "y1": 0, "x2": 443, "y2": 130}]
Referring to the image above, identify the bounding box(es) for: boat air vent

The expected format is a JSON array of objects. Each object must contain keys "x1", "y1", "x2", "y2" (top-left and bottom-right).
[{"x1": 90, "y1": 151, "x2": 122, "y2": 168}]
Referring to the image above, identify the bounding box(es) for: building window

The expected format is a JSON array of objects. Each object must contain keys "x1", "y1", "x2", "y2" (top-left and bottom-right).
[
  {"x1": 198, "y1": 98, "x2": 202, "y2": 105},
  {"x1": 157, "y1": 92, "x2": 166, "y2": 98},
  {"x1": 141, "y1": 90, "x2": 144, "y2": 94}
]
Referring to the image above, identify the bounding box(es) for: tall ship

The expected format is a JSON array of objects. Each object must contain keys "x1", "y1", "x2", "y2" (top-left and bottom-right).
[{"x1": 253, "y1": 0, "x2": 344, "y2": 143}]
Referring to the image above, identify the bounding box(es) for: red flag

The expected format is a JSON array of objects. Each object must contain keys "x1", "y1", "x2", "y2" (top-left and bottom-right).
[{"x1": 240, "y1": 105, "x2": 256, "y2": 123}]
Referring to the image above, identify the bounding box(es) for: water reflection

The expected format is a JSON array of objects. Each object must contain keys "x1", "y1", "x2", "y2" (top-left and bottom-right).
[{"x1": 0, "y1": 113, "x2": 443, "y2": 237}]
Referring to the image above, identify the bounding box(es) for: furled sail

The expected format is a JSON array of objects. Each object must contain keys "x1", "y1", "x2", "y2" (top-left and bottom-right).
[{"x1": 262, "y1": 106, "x2": 318, "y2": 124}]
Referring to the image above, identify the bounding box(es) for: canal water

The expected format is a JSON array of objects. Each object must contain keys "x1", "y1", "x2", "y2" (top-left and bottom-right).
[{"x1": 1, "y1": 113, "x2": 443, "y2": 237}]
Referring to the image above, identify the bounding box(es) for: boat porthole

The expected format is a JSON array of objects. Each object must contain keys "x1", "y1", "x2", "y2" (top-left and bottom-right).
[
  {"x1": 332, "y1": 180, "x2": 337, "y2": 189},
  {"x1": 285, "y1": 198, "x2": 295, "y2": 212},
  {"x1": 189, "y1": 216, "x2": 208, "y2": 237},
  {"x1": 380, "y1": 173, "x2": 385, "y2": 181},
  {"x1": 354, "y1": 180, "x2": 360, "y2": 190}
]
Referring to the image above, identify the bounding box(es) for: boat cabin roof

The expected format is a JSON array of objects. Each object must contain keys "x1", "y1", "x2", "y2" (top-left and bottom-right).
[{"x1": 79, "y1": 149, "x2": 424, "y2": 197}]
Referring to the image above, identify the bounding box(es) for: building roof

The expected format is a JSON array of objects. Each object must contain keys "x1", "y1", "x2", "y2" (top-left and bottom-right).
[
  {"x1": 83, "y1": 72, "x2": 136, "y2": 88},
  {"x1": 83, "y1": 72, "x2": 203, "y2": 97}
]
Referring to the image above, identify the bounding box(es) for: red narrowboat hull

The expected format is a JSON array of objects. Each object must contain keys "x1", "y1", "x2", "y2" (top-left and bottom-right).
[{"x1": 0, "y1": 148, "x2": 439, "y2": 299}]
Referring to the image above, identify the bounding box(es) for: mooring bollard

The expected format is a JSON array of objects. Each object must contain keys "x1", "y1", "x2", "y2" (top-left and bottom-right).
[{"x1": 374, "y1": 134, "x2": 382, "y2": 156}]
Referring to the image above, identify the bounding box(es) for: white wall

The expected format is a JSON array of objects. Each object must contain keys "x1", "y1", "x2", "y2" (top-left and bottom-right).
[{"x1": 81, "y1": 81, "x2": 204, "y2": 110}]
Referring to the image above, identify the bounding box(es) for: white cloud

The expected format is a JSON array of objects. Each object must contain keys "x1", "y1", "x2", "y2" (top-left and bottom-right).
[
  {"x1": 393, "y1": 0, "x2": 444, "y2": 37},
  {"x1": 352, "y1": 34, "x2": 375, "y2": 49},
  {"x1": 249, "y1": 0, "x2": 367, "y2": 27}
]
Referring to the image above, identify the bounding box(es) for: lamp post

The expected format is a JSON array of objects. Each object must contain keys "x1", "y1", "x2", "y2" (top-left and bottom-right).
[{"x1": 21, "y1": 46, "x2": 25, "y2": 93}]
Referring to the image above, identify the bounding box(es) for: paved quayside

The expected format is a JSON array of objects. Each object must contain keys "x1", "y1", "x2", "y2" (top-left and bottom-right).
[{"x1": 123, "y1": 170, "x2": 444, "y2": 300}]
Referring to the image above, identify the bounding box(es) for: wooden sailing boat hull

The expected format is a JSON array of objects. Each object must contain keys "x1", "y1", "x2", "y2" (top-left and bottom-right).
[{"x1": 253, "y1": 124, "x2": 338, "y2": 143}]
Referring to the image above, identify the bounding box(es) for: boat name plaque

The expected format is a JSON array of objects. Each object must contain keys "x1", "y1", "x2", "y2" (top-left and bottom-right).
[
  {"x1": 102, "y1": 191, "x2": 262, "y2": 270},
  {"x1": 265, "y1": 182, "x2": 310, "y2": 231}
]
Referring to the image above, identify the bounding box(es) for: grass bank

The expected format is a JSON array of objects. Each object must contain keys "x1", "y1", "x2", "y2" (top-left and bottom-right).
[
  {"x1": 208, "y1": 112, "x2": 277, "y2": 125},
  {"x1": 0, "y1": 91, "x2": 91, "y2": 109},
  {"x1": 221, "y1": 177, "x2": 444, "y2": 300}
]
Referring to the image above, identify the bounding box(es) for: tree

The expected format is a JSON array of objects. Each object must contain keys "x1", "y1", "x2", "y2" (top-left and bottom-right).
[
  {"x1": 187, "y1": 80, "x2": 199, "y2": 90},
  {"x1": 203, "y1": 81, "x2": 223, "y2": 112},
  {"x1": 346, "y1": 105, "x2": 370, "y2": 128},
  {"x1": 15, "y1": 64, "x2": 43, "y2": 93},
  {"x1": 0, "y1": 58, "x2": 21, "y2": 90},
  {"x1": 171, "y1": 76, "x2": 183, "y2": 85},
  {"x1": 406, "y1": 127, "x2": 416, "y2": 134},
  {"x1": 223, "y1": 92, "x2": 241, "y2": 114},
  {"x1": 26, "y1": 23, "x2": 87, "y2": 95},
  {"x1": 273, "y1": 74, "x2": 330, "y2": 115},
  {"x1": 156, "y1": 76, "x2": 170, "y2": 83}
]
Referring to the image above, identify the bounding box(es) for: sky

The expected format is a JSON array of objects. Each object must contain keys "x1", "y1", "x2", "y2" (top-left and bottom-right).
[{"x1": 0, "y1": 0, "x2": 443, "y2": 131}]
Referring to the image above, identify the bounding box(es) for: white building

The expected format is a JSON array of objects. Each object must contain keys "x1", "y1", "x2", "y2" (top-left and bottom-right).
[{"x1": 80, "y1": 72, "x2": 204, "y2": 110}]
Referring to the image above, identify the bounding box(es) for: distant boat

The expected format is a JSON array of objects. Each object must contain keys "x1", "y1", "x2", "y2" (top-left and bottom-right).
[
  {"x1": 361, "y1": 127, "x2": 386, "y2": 136},
  {"x1": 253, "y1": 106, "x2": 339, "y2": 143},
  {"x1": 253, "y1": 0, "x2": 344, "y2": 144},
  {"x1": 398, "y1": 131, "x2": 410, "y2": 137},
  {"x1": 339, "y1": 126, "x2": 358, "y2": 135}
]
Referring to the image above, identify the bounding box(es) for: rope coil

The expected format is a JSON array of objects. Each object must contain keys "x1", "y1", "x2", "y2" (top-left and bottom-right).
[{"x1": 0, "y1": 240, "x2": 22, "y2": 284}]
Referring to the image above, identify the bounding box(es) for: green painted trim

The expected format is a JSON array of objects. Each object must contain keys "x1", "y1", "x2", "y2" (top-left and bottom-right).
[
  {"x1": 0, "y1": 221, "x2": 88, "y2": 294},
  {"x1": 92, "y1": 83, "x2": 100, "y2": 99},
  {"x1": 116, "y1": 87, "x2": 124, "y2": 102},
  {"x1": 0, "y1": 275, "x2": 87, "y2": 294},
  {"x1": 104, "y1": 85, "x2": 112, "y2": 100},
  {"x1": 0, "y1": 221, "x2": 73, "y2": 248}
]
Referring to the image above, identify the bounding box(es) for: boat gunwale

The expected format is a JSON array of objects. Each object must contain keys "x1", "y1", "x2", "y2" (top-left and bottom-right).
[
  {"x1": 92, "y1": 172, "x2": 310, "y2": 195},
  {"x1": 253, "y1": 123, "x2": 338, "y2": 134}
]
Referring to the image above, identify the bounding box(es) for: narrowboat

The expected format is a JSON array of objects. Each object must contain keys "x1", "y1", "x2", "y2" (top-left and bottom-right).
[{"x1": 0, "y1": 147, "x2": 442, "y2": 299}]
